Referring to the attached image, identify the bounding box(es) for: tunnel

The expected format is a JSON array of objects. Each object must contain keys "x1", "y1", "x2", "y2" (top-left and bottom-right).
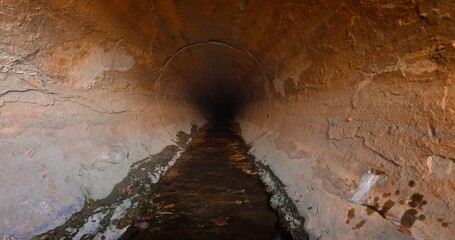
[{"x1": 0, "y1": 0, "x2": 454, "y2": 239}]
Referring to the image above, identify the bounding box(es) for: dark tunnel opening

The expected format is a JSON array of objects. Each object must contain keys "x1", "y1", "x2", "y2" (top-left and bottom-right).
[
  {"x1": 155, "y1": 41, "x2": 271, "y2": 134},
  {"x1": 194, "y1": 83, "x2": 246, "y2": 123},
  {"x1": 203, "y1": 94, "x2": 241, "y2": 122}
]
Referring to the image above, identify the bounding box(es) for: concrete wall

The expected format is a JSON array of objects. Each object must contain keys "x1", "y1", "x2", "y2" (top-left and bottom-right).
[{"x1": 0, "y1": 0, "x2": 454, "y2": 239}]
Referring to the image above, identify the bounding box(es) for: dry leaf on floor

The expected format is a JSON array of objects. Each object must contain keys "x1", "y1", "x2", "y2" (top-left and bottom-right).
[
  {"x1": 123, "y1": 187, "x2": 133, "y2": 194},
  {"x1": 164, "y1": 203, "x2": 175, "y2": 209},
  {"x1": 158, "y1": 211, "x2": 172, "y2": 215},
  {"x1": 229, "y1": 153, "x2": 245, "y2": 161},
  {"x1": 242, "y1": 169, "x2": 257, "y2": 175},
  {"x1": 116, "y1": 219, "x2": 125, "y2": 229},
  {"x1": 211, "y1": 217, "x2": 228, "y2": 226}
]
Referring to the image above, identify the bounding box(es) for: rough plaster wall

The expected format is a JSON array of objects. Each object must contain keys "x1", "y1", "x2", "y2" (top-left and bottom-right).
[
  {"x1": 239, "y1": 0, "x2": 455, "y2": 239},
  {"x1": 0, "y1": 0, "x2": 203, "y2": 237},
  {"x1": 1, "y1": 0, "x2": 454, "y2": 239}
]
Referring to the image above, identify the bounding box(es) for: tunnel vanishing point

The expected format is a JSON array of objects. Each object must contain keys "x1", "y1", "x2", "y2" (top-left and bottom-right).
[{"x1": 1, "y1": 0, "x2": 454, "y2": 239}]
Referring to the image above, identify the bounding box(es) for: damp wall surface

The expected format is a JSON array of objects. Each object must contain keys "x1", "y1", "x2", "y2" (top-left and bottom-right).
[{"x1": 0, "y1": 0, "x2": 454, "y2": 239}]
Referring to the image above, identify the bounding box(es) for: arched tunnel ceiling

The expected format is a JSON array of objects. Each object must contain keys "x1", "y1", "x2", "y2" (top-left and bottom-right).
[
  {"x1": 0, "y1": 0, "x2": 454, "y2": 239},
  {"x1": 156, "y1": 41, "x2": 271, "y2": 129}
]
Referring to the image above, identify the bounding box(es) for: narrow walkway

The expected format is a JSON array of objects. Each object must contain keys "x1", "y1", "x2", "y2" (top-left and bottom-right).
[{"x1": 122, "y1": 121, "x2": 281, "y2": 239}]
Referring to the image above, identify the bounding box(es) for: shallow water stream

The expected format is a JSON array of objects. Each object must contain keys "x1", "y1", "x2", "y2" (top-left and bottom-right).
[
  {"x1": 121, "y1": 121, "x2": 282, "y2": 239},
  {"x1": 36, "y1": 121, "x2": 307, "y2": 239}
]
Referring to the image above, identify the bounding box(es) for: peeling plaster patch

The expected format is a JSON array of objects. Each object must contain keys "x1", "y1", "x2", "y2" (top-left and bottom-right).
[
  {"x1": 0, "y1": 121, "x2": 27, "y2": 137},
  {"x1": 351, "y1": 171, "x2": 387, "y2": 204},
  {"x1": 0, "y1": 90, "x2": 55, "y2": 107},
  {"x1": 441, "y1": 86, "x2": 448, "y2": 110},
  {"x1": 381, "y1": 2, "x2": 396, "y2": 9},
  {"x1": 328, "y1": 119, "x2": 343, "y2": 140},
  {"x1": 427, "y1": 155, "x2": 454, "y2": 180},
  {"x1": 273, "y1": 79, "x2": 286, "y2": 97},
  {"x1": 285, "y1": 61, "x2": 312, "y2": 86},
  {"x1": 399, "y1": 59, "x2": 438, "y2": 76},
  {"x1": 69, "y1": 47, "x2": 135, "y2": 88},
  {"x1": 356, "y1": 75, "x2": 372, "y2": 92}
]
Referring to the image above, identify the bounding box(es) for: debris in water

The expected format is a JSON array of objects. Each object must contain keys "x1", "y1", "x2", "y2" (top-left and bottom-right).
[
  {"x1": 211, "y1": 217, "x2": 229, "y2": 226},
  {"x1": 163, "y1": 203, "x2": 175, "y2": 209},
  {"x1": 121, "y1": 122, "x2": 293, "y2": 239}
]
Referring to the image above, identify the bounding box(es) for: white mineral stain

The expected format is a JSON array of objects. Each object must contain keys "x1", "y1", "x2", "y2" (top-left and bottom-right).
[{"x1": 351, "y1": 171, "x2": 386, "y2": 204}]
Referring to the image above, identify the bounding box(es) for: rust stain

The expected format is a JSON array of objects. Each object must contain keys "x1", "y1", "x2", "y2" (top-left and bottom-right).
[
  {"x1": 346, "y1": 208, "x2": 355, "y2": 224},
  {"x1": 373, "y1": 196, "x2": 380, "y2": 204},
  {"x1": 379, "y1": 199, "x2": 395, "y2": 215},
  {"x1": 365, "y1": 207, "x2": 375, "y2": 216},
  {"x1": 408, "y1": 193, "x2": 426, "y2": 209},
  {"x1": 401, "y1": 209, "x2": 418, "y2": 228},
  {"x1": 348, "y1": 208, "x2": 355, "y2": 219},
  {"x1": 354, "y1": 220, "x2": 366, "y2": 229}
]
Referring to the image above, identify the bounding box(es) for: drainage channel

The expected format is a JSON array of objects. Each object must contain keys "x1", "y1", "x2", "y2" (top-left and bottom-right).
[{"x1": 35, "y1": 121, "x2": 308, "y2": 240}]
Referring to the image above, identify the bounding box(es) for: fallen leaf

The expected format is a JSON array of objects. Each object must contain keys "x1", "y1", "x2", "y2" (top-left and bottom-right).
[
  {"x1": 158, "y1": 211, "x2": 172, "y2": 215},
  {"x1": 230, "y1": 153, "x2": 246, "y2": 161},
  {"x1": 211, "y1": 217, "x2": 228, "y2": 226},
  {"x1": 242, "y1": 169, "x2": 257, "y2": 175},
  {"x1": 164, "y1": 203, "x2": 175, "y2": 209},
  {"x1": 116, "y1": 219, "x2": 125, "y2": 229},
  {"x1": 123, "y1": 187, "x2": 133, "y2": 194}
]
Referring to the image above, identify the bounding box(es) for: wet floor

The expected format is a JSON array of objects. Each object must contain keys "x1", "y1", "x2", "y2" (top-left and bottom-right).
[
  {"x1": 122, "y1": 121, "x2": 283, "y2": 239},
  {"x1": 35, "y1": 121, "x2": 303, "y2": 240}
]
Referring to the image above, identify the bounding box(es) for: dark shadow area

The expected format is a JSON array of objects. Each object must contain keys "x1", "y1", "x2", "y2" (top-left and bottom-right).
[
  {"x1": 193, "y1": 82, "x2": 247, "y2": 123},
  {"x1": 155, "y1": 42, "x2": 270, "y2": 132}
]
